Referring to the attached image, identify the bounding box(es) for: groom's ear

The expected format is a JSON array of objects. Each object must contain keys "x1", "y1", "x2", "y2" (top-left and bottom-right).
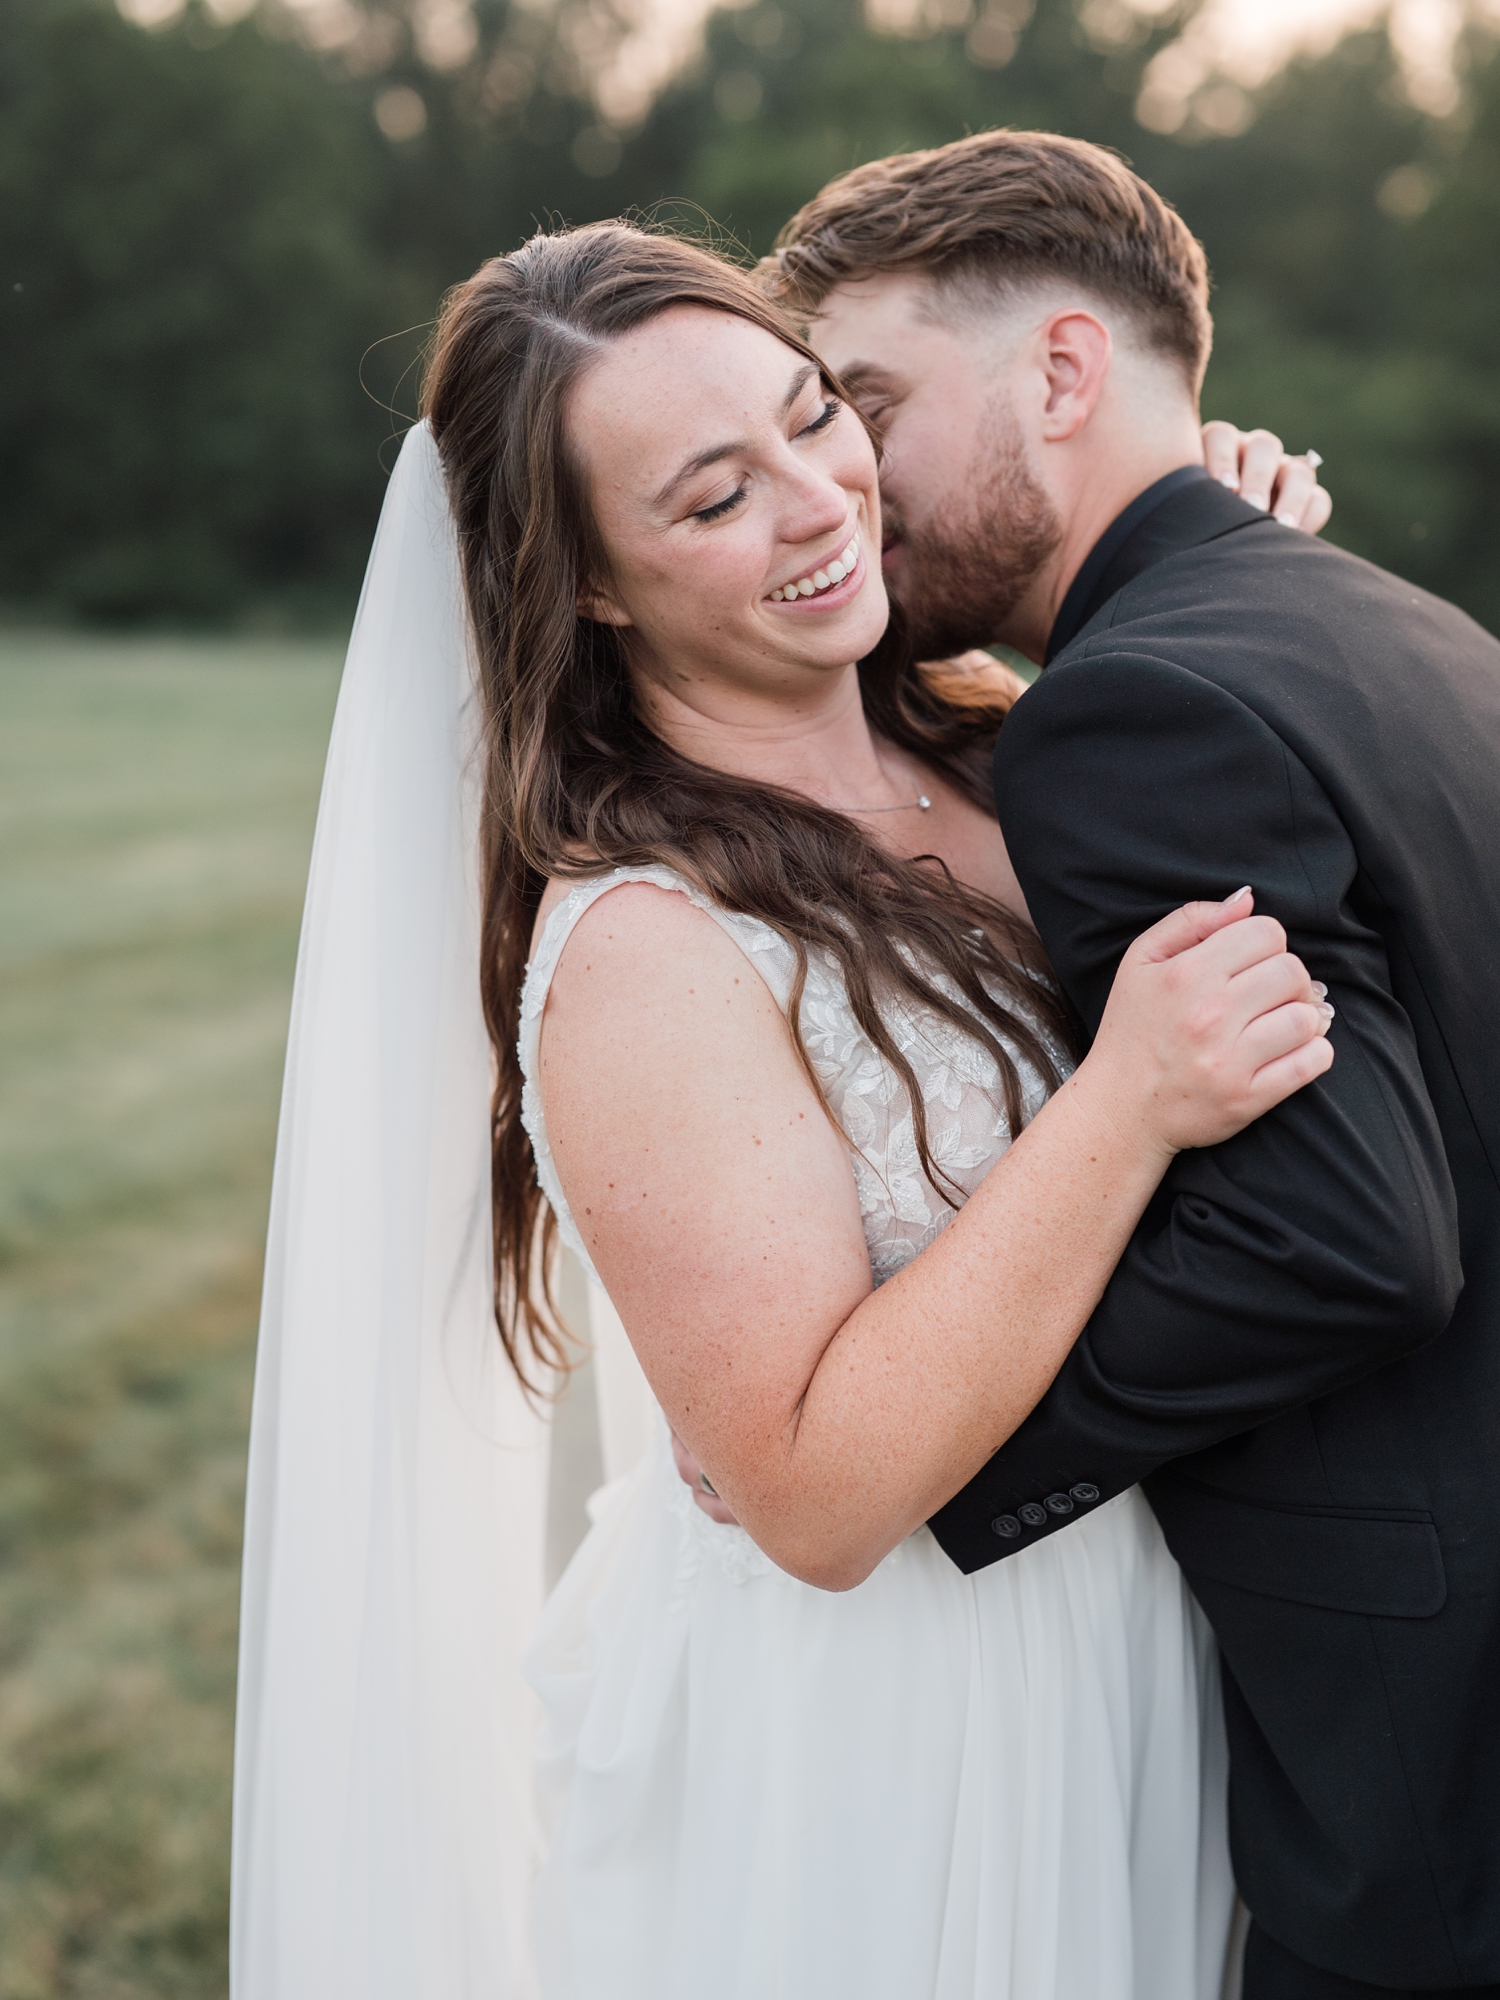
[{"x1": 1036, "y1": 310, "x2": 1112, "y2": 444}]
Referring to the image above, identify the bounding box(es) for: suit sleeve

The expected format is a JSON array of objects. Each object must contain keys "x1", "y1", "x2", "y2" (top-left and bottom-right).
[{"x1": 928, "y1": 650, "x2": 1462, "y2": 1573}]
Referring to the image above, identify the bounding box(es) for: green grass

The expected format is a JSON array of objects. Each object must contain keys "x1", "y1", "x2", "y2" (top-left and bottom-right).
[{"x1": 0, "y1": 633, "x2": 341, "y2": 1998}]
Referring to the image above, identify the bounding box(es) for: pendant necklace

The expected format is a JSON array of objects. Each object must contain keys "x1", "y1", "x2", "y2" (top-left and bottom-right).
[
  {"x1": 826, "y1": 756, "x2": 932, "y2": 815},
  {"x1": 838, "y1": 793, "x2": 932, "y2": 813}
]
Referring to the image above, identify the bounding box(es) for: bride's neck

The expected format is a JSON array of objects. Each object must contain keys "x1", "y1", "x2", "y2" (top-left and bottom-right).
[{"x1": 630, "y1": 659, "x2": 905, "y2": 811}]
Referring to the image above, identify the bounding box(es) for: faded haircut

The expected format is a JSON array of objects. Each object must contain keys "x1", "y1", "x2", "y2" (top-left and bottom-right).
[{"x1": 762, "y1": 129, "x2": 1213, "y2": 390}]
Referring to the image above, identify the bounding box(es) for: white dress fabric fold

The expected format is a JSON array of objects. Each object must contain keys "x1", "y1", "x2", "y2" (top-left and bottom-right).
[{"x1": 519, "y1": 865, "x2": 1241, "y2": 2000}]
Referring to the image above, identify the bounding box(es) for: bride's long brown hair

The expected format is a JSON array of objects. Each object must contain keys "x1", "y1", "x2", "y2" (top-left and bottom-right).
[{"x1": 422, "y1": 221, "x2": 1075, "y2": 1392}]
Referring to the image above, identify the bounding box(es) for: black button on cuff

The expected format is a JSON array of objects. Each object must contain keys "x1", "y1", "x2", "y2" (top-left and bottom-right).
[
  {"x1": 1070, "y1": 1483, "x2": 1101, "y2": 1505},
  {"x1": 1044, "y1": 1492, "x2": 1074, "y2": 1516},
  {"x1": 990, "y1": 1515, "x2": 1022, "y2": 1540},
  {"x1": 1017, "y1": 1501, "x2": 1048, "y2": 1528}
]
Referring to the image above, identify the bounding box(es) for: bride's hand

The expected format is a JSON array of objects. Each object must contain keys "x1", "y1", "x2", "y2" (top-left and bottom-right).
[
  {"x1": 1201, "y1": 420, "x2": 1332, "y2": 533},
  {"x1": 671, "y1": 1426, "x2": 741, "y2": 1524},
  {"x1": 1081, "y1": 889, "x2": 1334, "y2": 1160}
]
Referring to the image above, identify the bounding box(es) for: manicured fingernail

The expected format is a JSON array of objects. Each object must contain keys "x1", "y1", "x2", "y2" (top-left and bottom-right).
[
  {"x1": 1319, "y1": 1002, "x2": 1336, "y2": 1019},
  {"x1": 1223, "y1": 885, "x2": 1252, "y2": 904},
  {"x1": 1312, "y1": 981, "x2": 1328, "y2": 997},
  {"x1": 1275, "y1": 510, "x2": 1300, "y2": 527},
  {"x1": 1218, "y1": 473, "x2": 1240, "y2": 490}
]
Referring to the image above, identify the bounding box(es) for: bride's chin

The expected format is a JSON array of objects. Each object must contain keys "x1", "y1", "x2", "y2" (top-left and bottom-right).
[{"x1": 784, "y1": 616, "x2": 889, "y2": 672}]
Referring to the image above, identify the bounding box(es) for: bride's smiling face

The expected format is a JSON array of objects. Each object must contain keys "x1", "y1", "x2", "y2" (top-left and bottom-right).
[{"x1": 567, "y1": 304, "x2": 888, "y2": 719}]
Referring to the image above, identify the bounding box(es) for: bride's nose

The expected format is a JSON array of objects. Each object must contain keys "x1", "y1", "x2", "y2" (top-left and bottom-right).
[{"x1": 778, "y1": 459, "x2": 855, "y2": 550}]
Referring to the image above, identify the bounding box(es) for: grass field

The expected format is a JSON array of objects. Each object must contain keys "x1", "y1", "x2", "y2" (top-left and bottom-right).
[{"x1": 0, "y1": 633, "x2": 342, "y2": 1998}]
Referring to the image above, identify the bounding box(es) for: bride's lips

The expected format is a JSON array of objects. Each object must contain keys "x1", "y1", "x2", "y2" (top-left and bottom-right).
[{"x1": 765, "y1": 537, "x2": 866, "y2": 613}]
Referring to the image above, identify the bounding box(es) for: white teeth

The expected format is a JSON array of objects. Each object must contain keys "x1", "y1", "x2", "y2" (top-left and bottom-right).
[{"x1": 770, "y1": 531, "x2": 861, "y2": 603}]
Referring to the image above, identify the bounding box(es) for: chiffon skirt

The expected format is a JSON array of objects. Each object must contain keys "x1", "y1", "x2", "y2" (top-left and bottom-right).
[{"x1": 526, "y1": 1428, "x2": 1241, "y2": 2000}]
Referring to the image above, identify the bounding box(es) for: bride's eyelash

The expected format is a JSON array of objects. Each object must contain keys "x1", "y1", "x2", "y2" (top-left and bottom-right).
[
  {"x1": 689, "y1": 399, "x2": 840, "y2": 523},
  {"x1": 692, "y1": 486, "x2": 747, "y2": 523}
]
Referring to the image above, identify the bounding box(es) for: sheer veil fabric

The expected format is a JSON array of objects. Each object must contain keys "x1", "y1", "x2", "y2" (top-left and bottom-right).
[{"x1": 231, "y1": 423, "x2": 655, "y2": 1997}]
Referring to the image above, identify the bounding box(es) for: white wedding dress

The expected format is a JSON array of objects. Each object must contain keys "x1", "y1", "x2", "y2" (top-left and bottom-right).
[{"x1": 518, "y1": 863, "x2": 1242, "y2": 2000}]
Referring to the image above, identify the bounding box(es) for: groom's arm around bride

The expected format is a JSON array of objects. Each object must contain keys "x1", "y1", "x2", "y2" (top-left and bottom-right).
[{"x1": 933, "y1": 514, "x2": 1467, "y2": 1557}]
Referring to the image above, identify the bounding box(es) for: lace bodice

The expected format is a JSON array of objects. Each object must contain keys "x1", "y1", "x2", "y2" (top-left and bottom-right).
[{"x1": 518, "y1": 865, "x2": 1065, "y2": 1292}]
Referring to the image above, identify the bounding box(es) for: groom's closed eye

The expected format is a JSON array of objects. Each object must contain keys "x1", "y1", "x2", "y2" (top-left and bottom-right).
[{"x1": 837, "y1": 362, "x2": 903, "y2": 432}]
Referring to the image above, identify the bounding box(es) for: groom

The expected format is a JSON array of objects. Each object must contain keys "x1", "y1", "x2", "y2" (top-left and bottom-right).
[{"x1": 766, "y1": 133, "x2": 1500, "y2": 1998}]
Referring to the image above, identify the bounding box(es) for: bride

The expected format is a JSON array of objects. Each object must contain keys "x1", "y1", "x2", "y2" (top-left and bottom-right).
[{"x1": 232, "y1": 222, "x2": 1332, "y2": 2000}]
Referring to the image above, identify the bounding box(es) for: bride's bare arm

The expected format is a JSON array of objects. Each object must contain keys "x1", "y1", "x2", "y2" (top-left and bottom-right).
[{"x1": 538, "y1": 884, "x2": 1332, "y2": 1592}]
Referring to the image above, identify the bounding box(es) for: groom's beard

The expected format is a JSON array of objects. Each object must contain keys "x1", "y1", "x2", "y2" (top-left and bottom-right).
[{"x1": 886, "y1": 412, "x2": 1061, "y2": 661}]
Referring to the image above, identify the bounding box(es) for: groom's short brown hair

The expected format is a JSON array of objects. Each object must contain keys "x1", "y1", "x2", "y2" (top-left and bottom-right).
[{"x1": 763, "y1": 129, "x2": 1212, "y2": 388}]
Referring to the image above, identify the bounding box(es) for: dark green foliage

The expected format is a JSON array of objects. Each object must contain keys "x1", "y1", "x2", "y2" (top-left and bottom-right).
[
  {"x1": 1158, "y1": 27, "x2": 1500, "y2": 631},
  {"x1": 611, "y1": 0, "x2": 1176, "y2": 252},
  {"x1": 0, "y1": 0, "x2": 410, "y2": 619},
  {"x1": 1, "y1": 0, "x2": 1497, "y2": 626}
]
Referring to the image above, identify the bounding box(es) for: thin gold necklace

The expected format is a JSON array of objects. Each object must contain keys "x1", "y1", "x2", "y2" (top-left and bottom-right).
[
  {"x1": 837, "y1": 792, "x2": 932, "y2": 813},
  {"x1": 826, "y1": 756, "x2": 932, "y2": 815}
]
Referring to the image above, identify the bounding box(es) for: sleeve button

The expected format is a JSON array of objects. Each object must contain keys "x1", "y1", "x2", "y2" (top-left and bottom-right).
[
  {"x1": 1044, "y1": 1492, "x2": 1074, "y2": 1515},
  {"x1": 1070, "y1": 1483, "x2": 1100, "y2": 1505},
  {"x1": 990, "y1": 1515, "x2": 1022, "y2": 1540},
  {"x1": 1018, "y1": 1501, "x2": 1048, "y2": 1528}
]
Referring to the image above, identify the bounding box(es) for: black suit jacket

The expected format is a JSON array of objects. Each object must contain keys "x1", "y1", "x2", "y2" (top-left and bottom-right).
[{"x1": 929, "y1": 474, "x2": 1500, "y2": 1987}]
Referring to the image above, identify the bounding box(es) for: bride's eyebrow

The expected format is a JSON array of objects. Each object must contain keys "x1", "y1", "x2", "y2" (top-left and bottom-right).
[{"x1": 650, "y1": 362, "x2": 820, "y2": 507}]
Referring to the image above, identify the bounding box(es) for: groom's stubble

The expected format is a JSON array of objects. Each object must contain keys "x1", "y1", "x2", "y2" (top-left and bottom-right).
[{"x1": 885, "y1": 391, "x2": 1062, "y2": 662}]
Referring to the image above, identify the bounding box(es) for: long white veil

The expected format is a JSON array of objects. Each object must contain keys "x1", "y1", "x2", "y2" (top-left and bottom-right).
[{"x1": 232, "y1": 423, "x2": 563, "y2": 1997}]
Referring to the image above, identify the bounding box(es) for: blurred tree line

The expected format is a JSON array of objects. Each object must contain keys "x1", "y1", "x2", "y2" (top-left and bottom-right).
[{"x1": 2, "y1": 0, "x2": 1497, "y2": 627}]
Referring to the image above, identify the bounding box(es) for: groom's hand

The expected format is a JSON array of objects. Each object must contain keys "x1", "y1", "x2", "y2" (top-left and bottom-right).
[
  {"x1": 670, "y1": 1427, "x2": 742, "y2": 1525},
  {"x1": 1201, "y1": 420, "x2": 1332, "y2": 533}
]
